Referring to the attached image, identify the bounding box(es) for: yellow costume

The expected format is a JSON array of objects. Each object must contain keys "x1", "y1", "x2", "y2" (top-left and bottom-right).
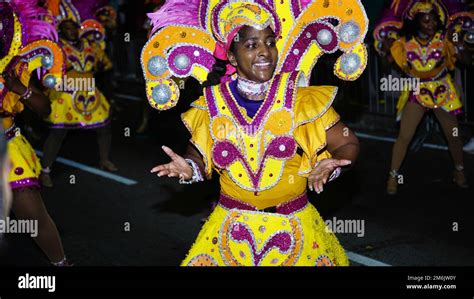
[
  {"x1": 0, "y1": 4, "x2": 64, "y2": 190},
  {"x1": 391, "y1": 31, "x2": 462, "y2": 119},
  {"x1": 142, "y1": 0, "x2": 369, "y2": 266},
  {"x1": 181, "y1": 72, "x2": 347, "y2": 266},
  {"x1": 45, "y1": 38, "x2": 112, "y2": 128},
  {"x1": 2, "y1": 64, "x2": 43, "y2": 190}
]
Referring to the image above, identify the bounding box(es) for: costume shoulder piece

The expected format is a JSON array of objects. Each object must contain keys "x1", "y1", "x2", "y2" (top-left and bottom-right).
[{"x1": 141, "y1": 0, "x2": 369, "y2": 111}]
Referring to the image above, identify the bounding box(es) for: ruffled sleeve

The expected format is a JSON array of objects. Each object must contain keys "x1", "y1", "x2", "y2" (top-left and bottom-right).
[
  {"x1": 444, "y1": 39, "x2": 457, "y2": 71},
  {"x1": 390, "y1": 37, "x2": 408, "y2": 71},
  {"x1": 293, "y1": 86, "x2": 340, "y2": 177},
  {"x1": 181, "y1": 95, "x2": 213, "y2": 178}
]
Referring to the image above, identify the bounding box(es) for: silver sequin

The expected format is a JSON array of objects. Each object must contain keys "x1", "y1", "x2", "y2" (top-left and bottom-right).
[
  {"x1": 317, "y1": 29, "x2": 333, "y2": 46},
  {"x1": 152, "y1": 84, "x2": 172, "y2": 104},
  {"x1": 340, "y1": 53, "x2": 361, "y2": 75},
  {"x1": 339, "y1": 21, "x2": 360, "y2": 44},
  {"x1": 174, "y1": 54, "x2": 190, "y2": 70},
  {"x1": 43, "y1": 75, "x2": 57, "y2": 88},
  {"x1": 41, "y1": 55, "x2": 53, "y2": 69},
  {"x1": 147, "y1": 56, "x2": 168, "y2": 76}
]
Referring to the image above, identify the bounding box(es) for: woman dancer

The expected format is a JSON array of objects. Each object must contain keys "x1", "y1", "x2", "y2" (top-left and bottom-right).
[
  {"x1": 40, "y1": 0, "x2": 117, "y2": 187},
  {"x1": 142, "y1": 0, "x2": 369, "y2": 266},
  {"x1": 0, "y1": 0, "x2": 70, "y2": 265},
  {"x1": 374, "y1": 0, "x2": 473, "y2": 195}
]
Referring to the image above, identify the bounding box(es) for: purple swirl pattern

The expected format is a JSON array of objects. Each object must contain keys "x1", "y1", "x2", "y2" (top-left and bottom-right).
[
  {"x1": 230, "y1": 222, "x2": 292, "y2": 266},
  {"x1": 167, "y1": 45, "x2": 215, "y2": 77},
  {"x1": 280, "y1": 22, "x2": 338, "y2": 73}
]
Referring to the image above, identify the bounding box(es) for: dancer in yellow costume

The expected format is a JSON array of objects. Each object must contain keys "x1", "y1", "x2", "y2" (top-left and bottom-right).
[
  {"x1": 40, "y1": 0, "x2": 118, "y2": 187},
  {"x1": 144, "y1": 0, "x2": 369, "y2": 266},
  {"x1": 374, "y1": 0, "x2": 473, "y2": 194},
  {"x1": 0, "y1": 0, "x2": 70, "y2": 265}
]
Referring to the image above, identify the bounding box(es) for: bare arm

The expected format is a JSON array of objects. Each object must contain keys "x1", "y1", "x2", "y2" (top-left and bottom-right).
[
  {"x1": 3, "y1": 70, "x2": 51, "y2": 118},
  {"x1": 307, "y1": 121, "x2": 359, "y2": 193},
  {"x1": 326, "y1": 121, "x2": 360, "y2": 164}
]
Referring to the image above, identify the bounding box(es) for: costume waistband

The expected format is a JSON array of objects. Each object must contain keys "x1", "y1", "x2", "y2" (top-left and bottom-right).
[
  {"x1": 4, "y1": 124, "x2": 17, "y2": 141},
  {"x1": 416, "y1": 69, "x2": 448, "y2": 82},
  {"x1": 218, "y1": 192, "x2": 308, "y2": 215}
]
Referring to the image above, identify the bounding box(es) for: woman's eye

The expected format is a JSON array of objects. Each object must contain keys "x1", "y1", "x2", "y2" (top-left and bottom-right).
[{"x1": 246, "y1": 43, "x2": 256, "y2": 49}]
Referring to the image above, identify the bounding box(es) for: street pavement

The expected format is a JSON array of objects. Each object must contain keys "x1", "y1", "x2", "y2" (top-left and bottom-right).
[{"x1": 1, "y1": 99, "x2": 473, "y2": 266}]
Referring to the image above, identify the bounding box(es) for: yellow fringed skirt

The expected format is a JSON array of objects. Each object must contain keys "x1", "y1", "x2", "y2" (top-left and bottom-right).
[{"x1": 181, "y1": 203, "x2": 349, "y2": 266}]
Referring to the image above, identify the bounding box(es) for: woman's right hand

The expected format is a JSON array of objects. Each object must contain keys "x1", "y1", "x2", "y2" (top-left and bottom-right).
[
  {"x1": 2, "y1": 70, "x2": 27, "y2": 96},
  {"x1": 150, "y1": 146, "x2": 193, "y2": 180}
]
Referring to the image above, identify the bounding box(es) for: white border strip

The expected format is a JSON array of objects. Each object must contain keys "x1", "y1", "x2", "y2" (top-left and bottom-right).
[
  {"x1": 355, "y1": 132, "x2": 449, "y2": 151},
  {"x1": 346, "y1": 250, "x2": 391, "y2": 267},
  {"x1": 35, "y1": 151, "x2": 138, "y2": 186}
]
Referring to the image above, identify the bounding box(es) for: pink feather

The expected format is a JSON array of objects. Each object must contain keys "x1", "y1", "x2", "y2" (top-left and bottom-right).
[
  {"x1": 11, "y1": 0, "x2": 59, "y2": 42},
  {"x1": 148, "y1": 0, "x2": 201, "y2": 35}
]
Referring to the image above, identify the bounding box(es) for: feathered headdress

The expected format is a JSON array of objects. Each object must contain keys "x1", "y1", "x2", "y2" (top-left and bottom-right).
[
  {"x1": 142, "y1": 0, "x2": 369, "y2": 110},
  {"x1": 374, "y1": 0, "x2": 474, "y2": 55},
  {"x1": 45, "y1": 0, "x2": 107, "y2": 43},
  {"x1": 0, "y1": 0, "x2": 65, "y2": 102}
]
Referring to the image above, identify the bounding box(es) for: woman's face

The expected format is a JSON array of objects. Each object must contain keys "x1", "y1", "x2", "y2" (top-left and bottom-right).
[
  {"x1": 417, "y1": 12, "x2": 438, "y2": 37},
  {"x1": 59, "y1": 20, "x2": 80, "y2": 42},
  {"x1": 227, "y1": 26, "x2": 278, "y2": 83}
]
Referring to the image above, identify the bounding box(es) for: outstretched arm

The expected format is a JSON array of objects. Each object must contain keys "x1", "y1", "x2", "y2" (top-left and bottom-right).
[{"x1": 150, "y1": 143, "x2": 206, "y2": 182}]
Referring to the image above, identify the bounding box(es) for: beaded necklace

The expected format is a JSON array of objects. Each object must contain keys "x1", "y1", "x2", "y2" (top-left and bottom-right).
[{"x1": 236, "y1": 76, "x2": 270, "y2": 100}]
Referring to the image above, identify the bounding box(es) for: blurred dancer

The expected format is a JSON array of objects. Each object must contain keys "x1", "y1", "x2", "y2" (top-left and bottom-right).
[
  {"x1": 0, "y1": 0, "x2": 69, "y2": 265},
  {"x1": 40, "y1": 0, "x2": 118, "y2": 188},
  {"x1": 374, "y1": 0, "x2": 473, "y2": 194}
]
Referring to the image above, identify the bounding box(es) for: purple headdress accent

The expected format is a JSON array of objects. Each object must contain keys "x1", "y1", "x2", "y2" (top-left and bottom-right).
[
  {"x1": 148, "y1": 0, "x2": 201, "y2": 35},
  {"x1": 10, "y1": 0, "x2": 58, "y2": 43},
  {"x1": 373, "y1": 0, "x2": 473, "y2": 55}
]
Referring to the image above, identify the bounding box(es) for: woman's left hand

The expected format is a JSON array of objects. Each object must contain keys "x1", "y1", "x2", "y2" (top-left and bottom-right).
[
  {"x1": 308, "y1": 158, "x2": 351, "y2": 194},
  {"x1": 2, "y1": 70, "x2": 27, "y2": 96}
]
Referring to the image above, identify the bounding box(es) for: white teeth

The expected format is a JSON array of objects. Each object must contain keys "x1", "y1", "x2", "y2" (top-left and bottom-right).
[{"x1": 255, "y1": 62, "x2": 270, "y2": 67}]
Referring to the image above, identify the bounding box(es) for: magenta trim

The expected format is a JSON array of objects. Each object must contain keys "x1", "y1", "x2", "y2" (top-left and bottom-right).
[
  {"x1": 220, "y1": 73, "x2": 281, "y2": 131},
  {"x1": 281, "y1": 22, "x2": 338, "y2": 73},
  {"x1": 230, "y1": 222, "x2": 292, "y2": 265},
  {"x1": 199, "y1": 0, "x2": 209, "y2": 30},
  {"x1": 10, "y1": 178, "x2": 41, "y2": 190},
  {"x1": 205, "y1": 86, "x2": 219, "y2": 117},
  {"x1": 291, "y1": 0, "x2": 302, "y2": 17},
  {"x1": 47, "y1": 117, "x2": 111, "y2": 129},
  {"x1": 168, "y1": 45, "x2": 215, "y2": 76},
  {"x1": 219, "y1": 192, "x2": 308, "y2": 215},
  {"x1": 284, "y1": 71, "x2": 299, "y2": 109}
]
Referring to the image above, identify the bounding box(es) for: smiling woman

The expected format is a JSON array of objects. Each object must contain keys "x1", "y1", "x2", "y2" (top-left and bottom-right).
[{"x1": 144, "y1": 0, "x2": 369, "y2": 266}]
